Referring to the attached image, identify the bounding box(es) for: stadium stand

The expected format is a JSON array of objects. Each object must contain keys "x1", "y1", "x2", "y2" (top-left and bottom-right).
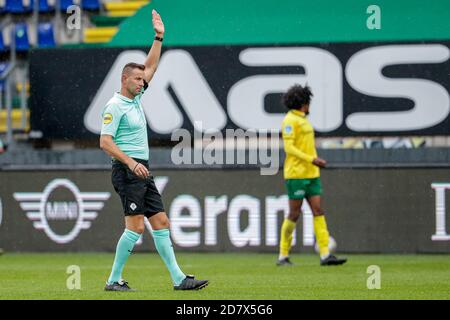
[
  {"x1": 0, "y1": 62, "x2": 7, "y2": 90},
  {"x1": 38, "y1": 0, "x2": 55, "y2": 13},
  {"x1": 83, "y1": 0, "x2": 149, "y2": 43},
  {"x1": 5, "y1": 0, "x2": 32, "y2": 14},
  {"x1": 81, "y1": 0, "x2": 100, "y2": 12},
  {"x1": 83, "y1": 25, "x2": 116, "y2": 43},
  {"x1": 0, "y1": 109, "x2": 29, "y2": 132},
  {"x1": 0, "y1": 0, "x2": 152, "y2": 138},
  {"x1": 0, "y1": 29, "x2": 6, "y2": 52},
  {"x1": 14, "y1": 22, "x2": 30, "y2": 52},
  {"x1": 59, "y1": 0, "x2": 74, "y2": 11},
  {"x1": 37, "y1": 21, "x2": 55, "y2": 47},
  {"x1": 104, "y1": 0, "x2": 147, "y2": 17}
]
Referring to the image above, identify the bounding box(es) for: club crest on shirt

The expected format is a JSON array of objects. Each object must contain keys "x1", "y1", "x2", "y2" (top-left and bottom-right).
[
  {"x1": 103, "y1": 113, "x2": 113, "y2": 124},
  {"x1": 284, "y1": 125, "x2": 293, "y2": 134}
]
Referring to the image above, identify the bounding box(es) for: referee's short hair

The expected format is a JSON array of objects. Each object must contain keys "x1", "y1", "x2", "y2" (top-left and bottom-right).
[
  {"x1": 122, "y1": 62, "x2": 146, "y2": 75},
  {"x1": 282, "y1": 84, "x2": 313, "y2": 110}
]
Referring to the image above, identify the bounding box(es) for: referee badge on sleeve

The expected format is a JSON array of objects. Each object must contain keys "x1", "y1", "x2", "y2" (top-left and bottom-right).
[{"x1": 103, "y1": 113, "x2": 113, "y2": 124}]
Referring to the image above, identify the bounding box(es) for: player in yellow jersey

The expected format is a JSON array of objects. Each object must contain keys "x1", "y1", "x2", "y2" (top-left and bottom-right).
[{"x1": 277, "y1": 84, "x2": 347, "y2": 266}]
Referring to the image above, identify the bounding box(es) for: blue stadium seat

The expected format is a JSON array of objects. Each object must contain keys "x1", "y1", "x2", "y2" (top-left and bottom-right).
[
  {"x1": 14, "y1": 23, "x2": 30, "y2": 52},
  {"x1": 0, "y1": 62, "x2": 7, "y2": 74},
  {"x1": 81, "y1": 0, "x2": 100, "y2": 11},
  {"x1": 39, "y1": 0, "x2": 55, "y2": 13},
  {"x1": 5, "y1": 0, "x2": 32, "y2": 14},
  {"x1": 59, "y1": 0, "x2": 74, "y2": 12},
  {"x1": 0, "y1": 29, "x2": 6, "y2": 52},
  {"x1": 37, "y1": 22, "x2": 56, "y2": 48},
  {"x1": 0, "y1": 62, "x2": 8, "y2": 91}
]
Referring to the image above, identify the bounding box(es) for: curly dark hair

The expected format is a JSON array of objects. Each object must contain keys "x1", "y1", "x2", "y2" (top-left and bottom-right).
[{"x1": 282, "y1": 84, "x2": 313, "y2": 110}]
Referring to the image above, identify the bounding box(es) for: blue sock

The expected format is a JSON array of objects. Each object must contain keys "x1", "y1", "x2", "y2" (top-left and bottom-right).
[
  {"x1": 152, "y1": 228, "x2": 186, "y2": 286},
  {"x1": 107, "y1": 229, "x2": 141, "y2": 284}
]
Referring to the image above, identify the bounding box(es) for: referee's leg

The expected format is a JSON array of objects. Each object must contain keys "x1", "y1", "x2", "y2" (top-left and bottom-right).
[
  {"x1": 149, "y1": 212, "x2": 185, "y2": 286},
  {"x1": 149, "y1": 212, "x2": 209, "y2": 290},
  {"x1": 105, "y1": 215, "x2": 144, "y2": 291}
]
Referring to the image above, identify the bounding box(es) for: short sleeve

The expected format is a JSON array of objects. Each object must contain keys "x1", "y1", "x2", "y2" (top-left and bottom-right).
[
  {"x1": 100, "y1": 103, "x2": 123, "y2": 137},
  {"x1": 282, "y1": 118, "x2": 296, "y2": 140}
]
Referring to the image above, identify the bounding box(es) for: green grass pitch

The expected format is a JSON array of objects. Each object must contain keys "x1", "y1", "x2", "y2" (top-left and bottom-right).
[{"x1": 0, "y1": 253, "x2": 449, "y2": 300}]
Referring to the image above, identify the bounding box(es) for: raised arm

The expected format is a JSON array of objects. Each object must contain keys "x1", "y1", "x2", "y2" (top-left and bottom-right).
[{"x1": 143, "y1": 9, "x2": 165, "y2": 84}]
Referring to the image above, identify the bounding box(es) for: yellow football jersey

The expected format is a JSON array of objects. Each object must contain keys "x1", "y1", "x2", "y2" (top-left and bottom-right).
[{"x1": 282, "y1": 109, "x2": 319, "y2": 179}]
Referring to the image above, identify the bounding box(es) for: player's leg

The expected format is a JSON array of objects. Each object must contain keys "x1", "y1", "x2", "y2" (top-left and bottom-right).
[
  {"x1": 105, "y1": 214, "x2": 144, "y2": 291},
  {"x1": 277, "y1": 179, "x2": 304, "y2": 266},
  {"x1": 306, "y1": 195, "x2": 330, "y2": 258},
  {"x1": 149, "y1": 212, "x2": 208, "y2": 290},
  {"x1": 306, "y1": 179, "x2": 346, "y2": 266},
  {"x1": 278, "y1": 199, "x2": 302, "y2": 265}
]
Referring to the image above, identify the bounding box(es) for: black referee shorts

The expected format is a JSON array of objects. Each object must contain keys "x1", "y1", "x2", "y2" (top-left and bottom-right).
[{"x1": 111, "y1": 158, "x2": 165, "y2": 218}]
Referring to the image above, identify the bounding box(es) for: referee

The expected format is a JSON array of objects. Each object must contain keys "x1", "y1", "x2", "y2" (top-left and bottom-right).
[{"x1": 100, "y1": 10, "x2": 208, "y2": 291}]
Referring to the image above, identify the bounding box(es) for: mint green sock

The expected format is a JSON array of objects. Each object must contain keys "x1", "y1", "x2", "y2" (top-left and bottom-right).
[
  {"x1": 152, "y1": 228, "x2": 186, "y2": 286},
  {"x1": 107, "y1": 229, "x2": 141, "y2": 284}
]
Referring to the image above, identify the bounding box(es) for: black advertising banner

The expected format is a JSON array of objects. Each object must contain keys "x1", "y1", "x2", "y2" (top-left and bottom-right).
[
  {"x1": 29, "y1": 42, "x2": 450, "y2": 139},
  {"x1": 1, "y1": 168, "x2": 449, "y2": 253}
]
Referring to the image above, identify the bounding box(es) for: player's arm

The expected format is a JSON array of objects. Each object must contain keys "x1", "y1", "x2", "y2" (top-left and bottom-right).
[
  {"x1": 282, "y1": 120, "x2": 327, "y2": 168},
  {"x1": 100, "y1": 135, "x2": 149, "y2": 178},
  {"x1": 143, "y1": 9, "x2": 165, "y2": 84},
  {"x1": 284, "y1": 139, "x2": 326, "y2": 168},
  {"x1": 284, "y1": 139, "x2": 313, "y2": 162}
]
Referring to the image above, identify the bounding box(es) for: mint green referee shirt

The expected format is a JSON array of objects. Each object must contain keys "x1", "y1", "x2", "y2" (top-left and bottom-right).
[{"x1": 101, "y1": 89, "x2": 149, "y2": 160}]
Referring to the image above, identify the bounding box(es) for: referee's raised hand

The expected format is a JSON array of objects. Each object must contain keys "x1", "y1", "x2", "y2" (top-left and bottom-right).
[
  {"x1": 130, "y1": 161, "x2": 149, "y2": 178},
  {"x1": 152, "y1": 9, "x2": 165, "y2": 36}
]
